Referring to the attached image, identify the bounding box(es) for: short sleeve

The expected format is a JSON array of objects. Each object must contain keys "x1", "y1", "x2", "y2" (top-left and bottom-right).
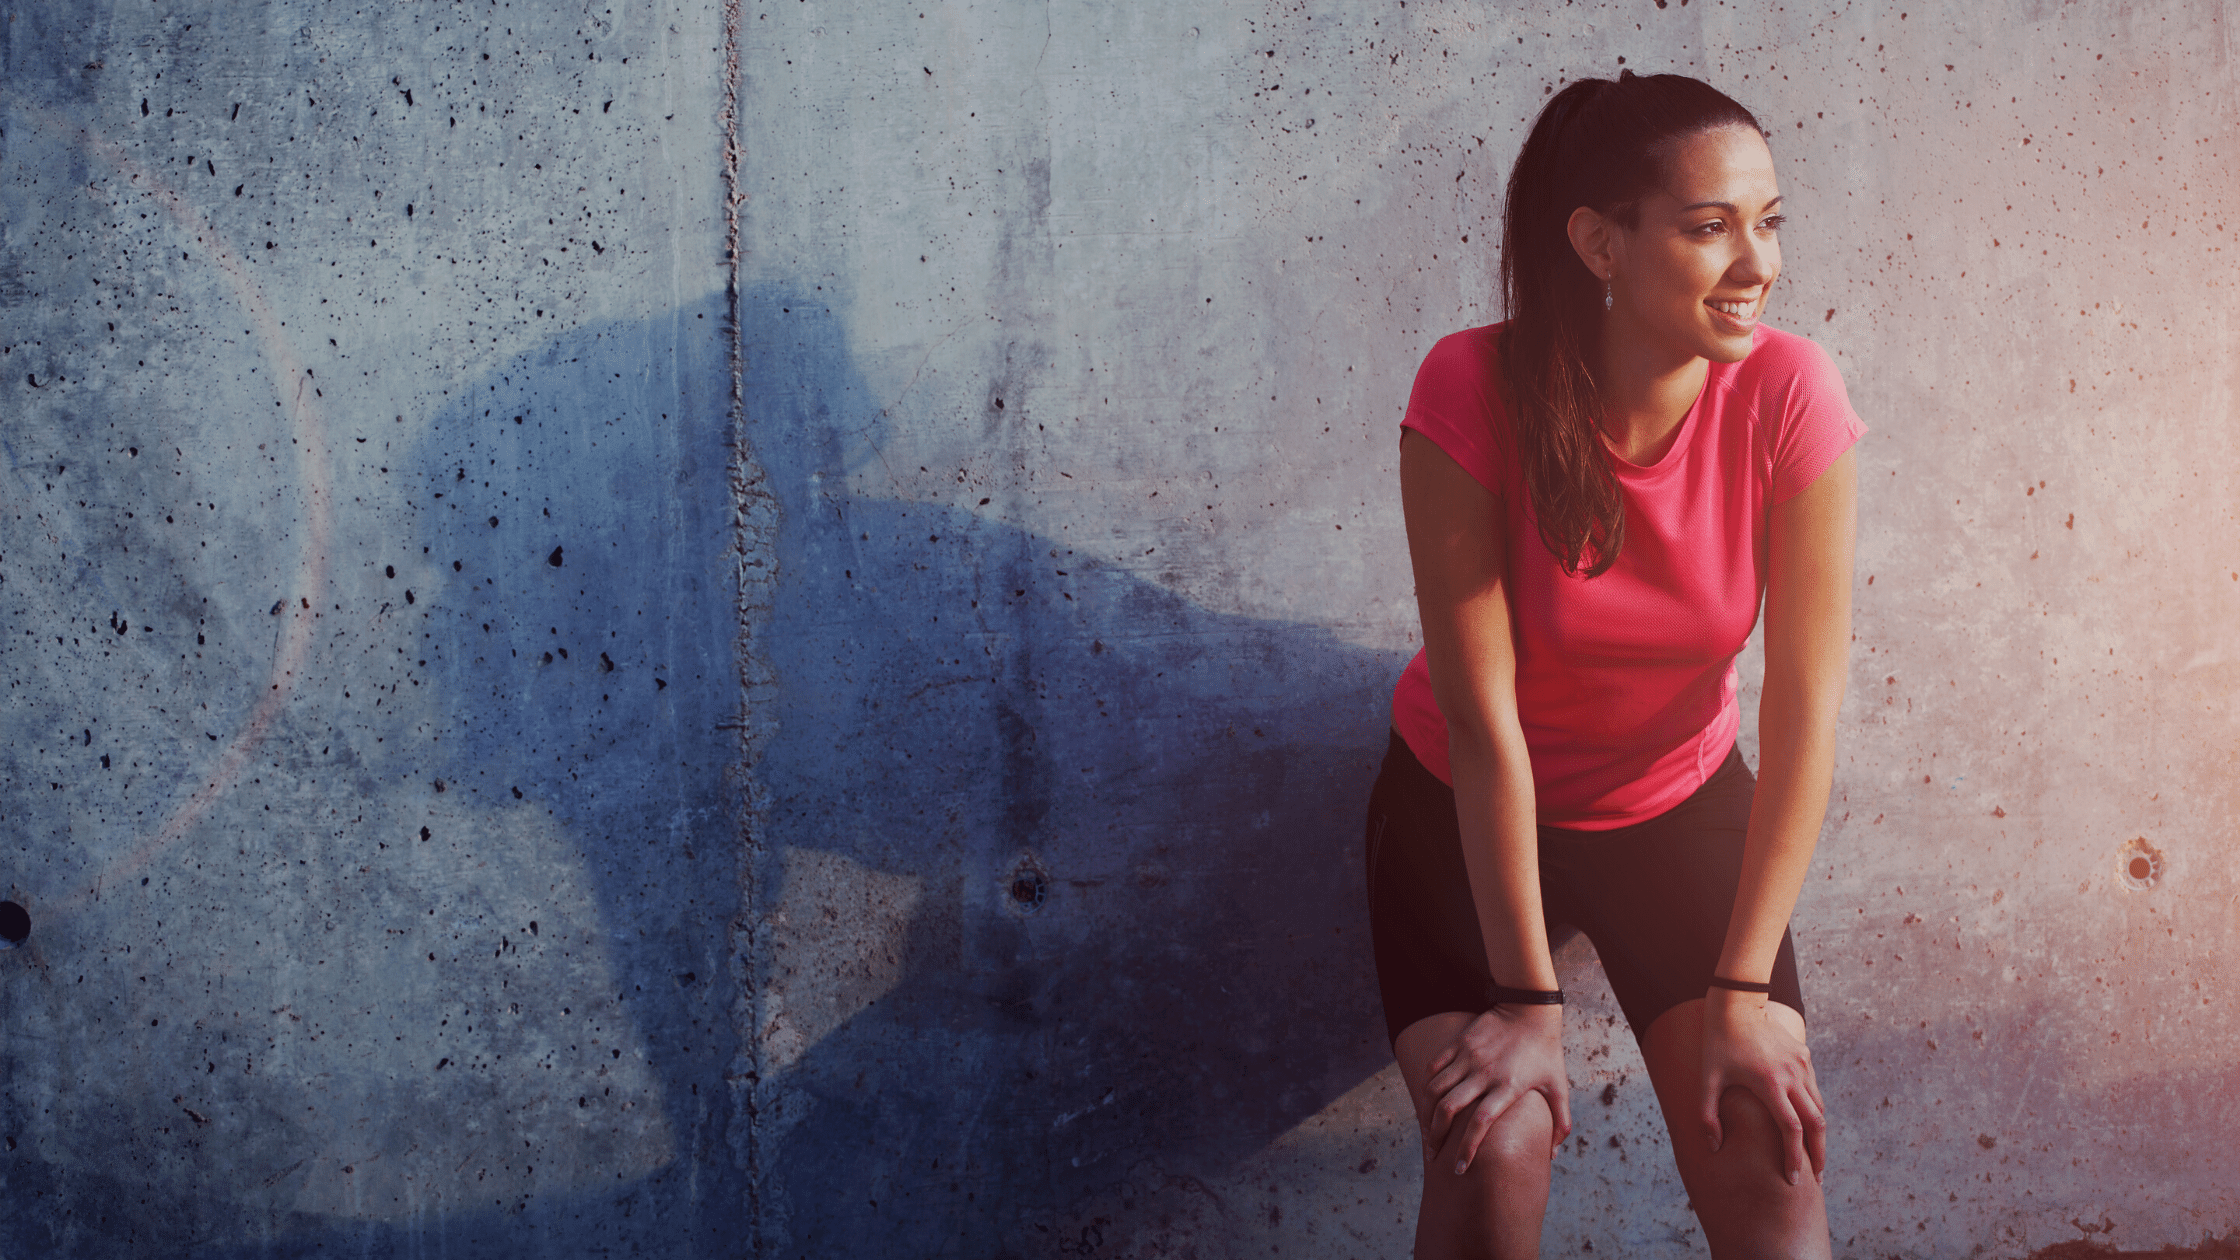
[
  {"x1": 1765, "y1": 331, "x2": 1867, "y2": 504},
  {"x1": 1399, "y1": 327, "x2": 1512, "y2": 498}
]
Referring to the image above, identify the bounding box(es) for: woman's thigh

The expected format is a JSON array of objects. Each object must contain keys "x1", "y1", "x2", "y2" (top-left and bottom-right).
[
  {"x1": 1365, "y1": 733, "x2": 1503, "y2": 1047},
  {"x1": 1537, "y1": 746, "x2": 1803, "y2": 1042}
]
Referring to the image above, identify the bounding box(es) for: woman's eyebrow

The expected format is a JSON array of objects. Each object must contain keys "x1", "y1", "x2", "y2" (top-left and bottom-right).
[{"x1": 1679, "y1": 194, "x2": 1785, "y2": 214}]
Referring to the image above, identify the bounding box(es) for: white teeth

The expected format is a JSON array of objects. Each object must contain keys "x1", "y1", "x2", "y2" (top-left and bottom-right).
[{"x1": 1710, "y1": 299, "x2": 1755, "y2": 318}]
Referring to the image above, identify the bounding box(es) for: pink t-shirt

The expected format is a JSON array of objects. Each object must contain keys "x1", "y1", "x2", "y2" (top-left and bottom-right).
[{"x1": 1393, "y1": 321, "x2": 1865, "y2": 829}]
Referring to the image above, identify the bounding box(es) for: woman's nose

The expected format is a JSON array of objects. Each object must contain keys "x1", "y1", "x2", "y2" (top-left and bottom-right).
[{"x1": 1731, "y1": 236, "x2": 1778, "y2": 285}]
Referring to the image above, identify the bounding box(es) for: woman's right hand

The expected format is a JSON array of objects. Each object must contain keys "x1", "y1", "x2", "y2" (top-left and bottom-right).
[{"x1": 1419, "y1": 1003, "x2": 1573, "y2": 1173}]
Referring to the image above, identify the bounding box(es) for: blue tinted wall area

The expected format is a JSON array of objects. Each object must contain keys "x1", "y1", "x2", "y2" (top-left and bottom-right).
[
  {"x1": 0, "y1": 2, "x2": 746, "y2": 1255},
  {"x1": 740, "y1": 286, "x2": 1398, "y2": 1257}
]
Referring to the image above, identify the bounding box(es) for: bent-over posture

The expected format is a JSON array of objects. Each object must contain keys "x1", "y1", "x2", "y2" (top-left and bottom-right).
[{"x1": 1364, "y1": 70, "x2": 1863, "y2": 1258}]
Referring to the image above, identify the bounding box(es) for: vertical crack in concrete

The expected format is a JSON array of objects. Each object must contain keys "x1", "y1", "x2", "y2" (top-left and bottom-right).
[{"x1": 720, "y1": 0, "x2": 778, "y2": 1249}]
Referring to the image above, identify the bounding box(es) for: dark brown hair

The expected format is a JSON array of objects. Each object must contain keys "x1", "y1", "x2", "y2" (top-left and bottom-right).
[{"x1": 1500, "y1": 70, "x2": 1763, "y2": 576}]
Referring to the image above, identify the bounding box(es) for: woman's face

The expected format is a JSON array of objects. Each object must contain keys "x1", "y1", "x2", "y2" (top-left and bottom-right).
[{"x1": 1603, "y1": 125, "x2": 1784, "y2": 366}]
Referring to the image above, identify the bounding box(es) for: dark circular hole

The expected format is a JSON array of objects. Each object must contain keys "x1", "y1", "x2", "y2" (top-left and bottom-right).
[
  {"x1": 1009, "y1": 873, "x2": 1045, "y2": 909},
  {"x1": 0, "y1": 901, "x2": 28, "y2": 944},
  {"x1": 2128, "y1": 857, "x2": 2152, "y2": 880}
]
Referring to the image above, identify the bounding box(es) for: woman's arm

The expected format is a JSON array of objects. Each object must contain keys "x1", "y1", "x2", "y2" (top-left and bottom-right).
[
  {"x1": 1401, "y1": 434, "x2": 1552, "y2": 991},
  {"x1": 1399, "y1": 429, "x2": 1572, "y2": 1167},
  {"x1": 1698, "y1": 446, "x2": 1859, "y2": 1182}
]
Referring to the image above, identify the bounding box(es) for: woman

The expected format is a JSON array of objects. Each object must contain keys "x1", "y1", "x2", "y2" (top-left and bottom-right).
[{"x1": 1365, "y1": 71, "x2": 1862, "y2": 1258}]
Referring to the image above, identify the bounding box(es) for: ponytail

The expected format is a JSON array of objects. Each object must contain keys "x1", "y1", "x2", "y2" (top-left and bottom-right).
[{"x1": 1498, "y1": 70, "x2": 1762, "y2": 576}]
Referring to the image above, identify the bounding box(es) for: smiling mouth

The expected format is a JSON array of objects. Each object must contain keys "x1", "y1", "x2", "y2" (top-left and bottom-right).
[{"x1": 1706, "y1": 297, "x2": 1760, "y2": 324}]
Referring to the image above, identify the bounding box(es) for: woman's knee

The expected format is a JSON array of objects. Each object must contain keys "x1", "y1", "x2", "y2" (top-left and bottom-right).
[
  {"x1": 1484, "y1": 1088, "x2": 1557, "y2": 1168},
  {"x1": 1667, "y1": 1089, "x2": 1824, "y2": 1259},
  {"x1": 1710, "y1": 1085, "x2": 1794, "y2": 1178},
  {"x1": 1432, "y1": 1087, "x2": 1555, "y2": 1184},
  {"x1": 1418, "y1": 1090, "x2": 1555, "y2": 1259}
]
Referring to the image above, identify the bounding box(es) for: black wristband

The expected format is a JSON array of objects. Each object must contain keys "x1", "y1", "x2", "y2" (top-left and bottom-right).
[
  {"x1": 1706, "y1": 976, "x2": 1773, "y2": 994},
  {"x1": 1486, "y1": 982, "x2": 1566, "y2": 1007}
]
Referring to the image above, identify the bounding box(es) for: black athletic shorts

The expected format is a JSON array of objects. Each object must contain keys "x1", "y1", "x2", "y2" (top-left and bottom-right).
[{"x1": 1364, "y1": 728, "x2": 1803, "y2": 1049}]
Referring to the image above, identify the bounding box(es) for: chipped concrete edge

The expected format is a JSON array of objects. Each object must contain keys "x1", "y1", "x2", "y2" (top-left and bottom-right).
[{"x1": 720, "y1": 0, "x2": 781, "y2": 1248}]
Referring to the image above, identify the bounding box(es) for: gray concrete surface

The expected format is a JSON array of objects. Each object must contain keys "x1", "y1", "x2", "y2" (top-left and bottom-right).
[
  {"x1": 4, "y1": 0, "x2": 2238, "y2": 1256},
  {"x1": 1, "y1": 1, "x2": 743, "y2": 1253}
]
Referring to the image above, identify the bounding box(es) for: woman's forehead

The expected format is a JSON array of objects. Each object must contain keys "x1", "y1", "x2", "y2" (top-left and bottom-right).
[{"x1": 1651, "y1": 127, "x2": 1780, "y2": 209}]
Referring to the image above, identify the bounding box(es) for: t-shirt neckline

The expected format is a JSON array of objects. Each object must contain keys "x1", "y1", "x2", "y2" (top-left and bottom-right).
[{"x1": 1600, "y1": 358, "x2": 1724, "y2": 477}]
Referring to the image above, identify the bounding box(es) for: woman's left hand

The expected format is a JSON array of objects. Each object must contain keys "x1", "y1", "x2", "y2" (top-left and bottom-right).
[{"x1": 1697, "y1": 989, "x2": 1826, "y2": 1186}]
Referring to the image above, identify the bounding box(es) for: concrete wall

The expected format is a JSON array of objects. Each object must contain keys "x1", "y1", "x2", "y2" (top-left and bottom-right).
[
  {"x1": 4, "y1": 0, "x2": 2237, "y2": 1256},
  {"x1": 0, "y1": 1, "x2": 744, "y2": 1253}
]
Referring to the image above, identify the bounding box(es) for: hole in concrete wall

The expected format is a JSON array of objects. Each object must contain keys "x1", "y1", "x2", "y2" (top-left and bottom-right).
[
  {"x1": 1006, "y1": 856, "x2": 1048, "y2": 914},
  {"x1": 0, "y1": 901, "x2": 29, "y2": 948},
  {"x1": 2118, "y1": 837, "x2": 2163, "y2": 891}
]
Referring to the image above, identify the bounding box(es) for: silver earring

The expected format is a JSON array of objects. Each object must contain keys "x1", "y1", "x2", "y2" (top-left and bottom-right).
[{"x1": 1604, "y1": 278, "x2": 1614, "y2": 311}]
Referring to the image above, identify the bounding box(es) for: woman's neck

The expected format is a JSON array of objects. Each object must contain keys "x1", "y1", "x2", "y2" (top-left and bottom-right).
[{"x1": 1596, "y1": 327, "x2": 1709, "y2": 466}]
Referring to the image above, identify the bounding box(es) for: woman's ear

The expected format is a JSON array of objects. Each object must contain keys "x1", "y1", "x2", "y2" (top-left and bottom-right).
[{"x1": 1565, "y1": 205, "x2": 1617, "y2": 283}]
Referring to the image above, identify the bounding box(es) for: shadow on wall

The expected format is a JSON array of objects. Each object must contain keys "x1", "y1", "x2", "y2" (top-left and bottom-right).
[
  {"x1": 227, "y1": 300, "x2": 746, "y2": 1255},
  {"x1": 742, "y1": 283, "x2": 1404, "y2": 1255},
  {"x1": 0, "y1": 86, "x2": 1396, "y2": 1250},
  {"x1": 0, "y1": 294, "x2": 746, "y2": 1255},
  {"x1": 406, "y1": 297, "x2": 748, "y2": 1248}
]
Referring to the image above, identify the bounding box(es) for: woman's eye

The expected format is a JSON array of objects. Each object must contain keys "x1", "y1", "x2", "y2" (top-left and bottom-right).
[
  {"x1": 1692, "y1": 221, "x2": 1726, "y2": 238},
  {"x1": 1759, "y1": 215, "x2": 1788, "y2": 232}
]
